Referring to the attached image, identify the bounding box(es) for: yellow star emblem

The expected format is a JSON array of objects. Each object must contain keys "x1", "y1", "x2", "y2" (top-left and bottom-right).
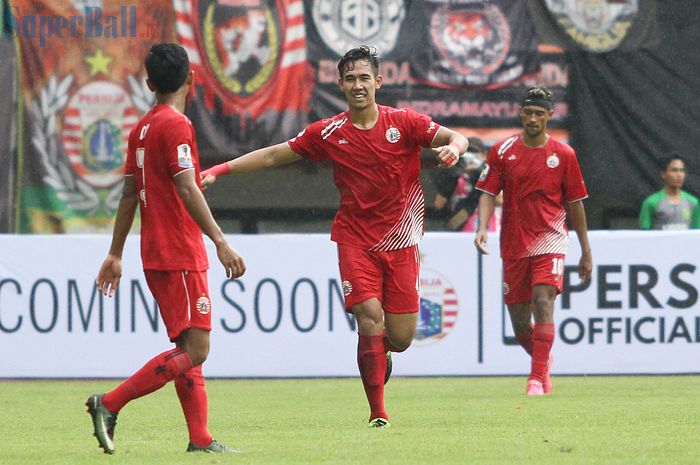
[{"x1": 85, "y1": 49, "x2": 113, "y2": 77}]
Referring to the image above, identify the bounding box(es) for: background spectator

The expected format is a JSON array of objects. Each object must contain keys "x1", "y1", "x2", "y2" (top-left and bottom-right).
[
  {"x1": 639, "y1": 154, "x2": 700, "y2": 230},
  {"x1": 432, "y1": 137, "x2": 501, "y2": 232}
]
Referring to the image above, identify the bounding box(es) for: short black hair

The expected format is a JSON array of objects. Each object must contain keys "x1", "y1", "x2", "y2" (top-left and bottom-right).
[
  {"x1": 521, "y1": 86, "x2": 553, "y2": 110},
  {"x1": 145, "y1": 43, "x2": 190, "y2": 94},
  {"x1": 337, "y1": 45, "x2": 379, "y2": 80},
  {"x1": 660, "y1": 153, "x2": 686, "y2": 171}
]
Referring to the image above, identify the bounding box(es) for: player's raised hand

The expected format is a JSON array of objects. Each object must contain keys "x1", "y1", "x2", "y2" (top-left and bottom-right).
[
  {"x1": 474, "y1": 231, "x2": 489, "y2": 255},
  {"x1": 216, "y1": 242, "x2": 246, "y2": 279},
  {"x1": 432, "y1": 145, "x2": 460, "y2": 168},
  {"x1": 96, "y1": 254, "x2": 122, "y2": 297}
]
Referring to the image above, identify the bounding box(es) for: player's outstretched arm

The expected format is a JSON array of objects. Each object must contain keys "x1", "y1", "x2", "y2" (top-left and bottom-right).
[
  {"x1": 474, "y1": 192, "x2": 495, "y2": 255},
  {"x1": 201, "y1": 142, "x2": 302, "y2": 187},
  {"x1": 96, "y1": 176, "x2": 138, "y2": 297},
  {"x1": 566, "y1": 200, "x2": 592, "y2": 282},
  {"x1": 430, "y1": 127, "x2": 469, "y2": 168},
  {"x1": 175, "y1": 169, "x2": 246, "y2": 279}
]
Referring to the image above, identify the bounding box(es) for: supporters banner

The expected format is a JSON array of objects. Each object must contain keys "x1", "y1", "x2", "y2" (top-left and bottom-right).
[
  {"x1": 304, "y1": 0, "x2": 566, "y2": 138},
  {"x1": 409, "y1": 0, "x2": 541, "y2": 89},
  {"x1": 12, "y1": 0, "x2": 174, "y2": 232},
  {"x1": 568, "y1": 2, "x2": 700, "y2": 228},
  {"x1": 531, "y1": 0, "x2": 659, "y2": 53},
  {"x1": 1, "y1": 231, "x2": 699, "y2": 378},
  {"x1": 0, "y1": 36, "x2": 17, "y2": 232},
  {"x1": 173, "y1": 0, "x2": 313, "y2": 158}
]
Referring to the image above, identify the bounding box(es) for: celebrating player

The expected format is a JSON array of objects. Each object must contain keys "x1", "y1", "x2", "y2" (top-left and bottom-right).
[
  {"x1": 474, "y1": 86, "x2": 592, "y2": 396},
  {"x1": 201, "y1": 46, "x2": 468, "y2": 427},
  {"x1": 86, "y1": 43, "x2": 245, "y2": 454}
]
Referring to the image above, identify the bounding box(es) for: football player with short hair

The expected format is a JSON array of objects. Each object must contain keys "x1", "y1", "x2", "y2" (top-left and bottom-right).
[
  {"x1": 86, "y1": 43, "x2": 245, "y2": 454},
  {"x1": 474, "y1": 86, "x2": 593, "y2": 396},
  {"x1": 202, "y1": 45, "x2": 468, "y2": 427}
]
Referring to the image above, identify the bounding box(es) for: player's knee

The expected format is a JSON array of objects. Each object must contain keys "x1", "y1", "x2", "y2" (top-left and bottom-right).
[
  {"x1": 177, "y1": 329, "x2": 210, "y2": 365},
  {"x1": 532, "y1": 293, "x2": 554, "y2": 311},
  {"x1": 393, "y1": 339, "x2": 412, "y2": 352},
  {"x1": 386, "y1": 333, "x2": 412, "y2": 352},
  {"x1": 353, "y1": 302, "x2": 384, "y2": 332},
  {"x1": 187, "y1": 347, "x2": 209, "y2": 366}
]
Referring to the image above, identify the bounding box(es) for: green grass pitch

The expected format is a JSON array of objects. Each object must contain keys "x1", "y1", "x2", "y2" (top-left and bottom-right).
[{"x1": 1, "y1": 376, "x2": 698, "y2": 465}]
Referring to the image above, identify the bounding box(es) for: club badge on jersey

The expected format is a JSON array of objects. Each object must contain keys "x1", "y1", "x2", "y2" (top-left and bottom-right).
[
  {"x1": 547, "y1": 154, "x2": 560, "y2": 168},
  {"x1": 177, "y1": 144, "x2": 194, "y2": 168}
]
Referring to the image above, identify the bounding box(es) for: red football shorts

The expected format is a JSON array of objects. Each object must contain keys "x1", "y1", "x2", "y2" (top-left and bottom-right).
[
  {"x1": 337, "y1": 244, "x2": 420, "y2": 314},
  {"x1": 502, "y1": 254, "x2": 566, "y2": 305},
  {"x1": 144, "y1": 270, "x2": 212, "y2": 342}
]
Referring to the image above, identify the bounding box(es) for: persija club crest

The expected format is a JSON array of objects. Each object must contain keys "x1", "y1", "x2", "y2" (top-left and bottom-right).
[
  {"x1": 174, "y1": 0, "x2": 308, "y2": 117},
  {"x1": 63, "y1": 81, "x2": 137, "y2": 188},
  {"x1": 415, "y1": 268, "x2": 459, "y2": 346}
]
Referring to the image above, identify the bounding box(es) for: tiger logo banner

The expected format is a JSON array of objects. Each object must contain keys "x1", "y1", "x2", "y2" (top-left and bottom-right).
[{"x1": 410, "y1": 0, "x2": 541, "y2": 89}]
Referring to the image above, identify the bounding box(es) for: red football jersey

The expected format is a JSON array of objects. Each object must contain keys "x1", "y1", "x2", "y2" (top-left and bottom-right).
[
  {"x1": 125, "y1": 104, "x2": 209, "y2": 271},
  {"x1": 476, "y1": 134, "x2": 588, "y2": 259},
  {"x1": 288, "y1": 105, "x2": 440, "y2": 251}
]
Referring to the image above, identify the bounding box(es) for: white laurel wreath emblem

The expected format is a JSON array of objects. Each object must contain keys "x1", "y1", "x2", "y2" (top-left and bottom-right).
[{"x1": 31, "y1": 75, "x2": 154, "y2": 215}]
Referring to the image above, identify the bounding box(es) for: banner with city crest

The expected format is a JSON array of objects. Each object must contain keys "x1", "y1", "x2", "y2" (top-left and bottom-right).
[{"x1": 13, "y1": 0, "x2": 174, "y2": 232}]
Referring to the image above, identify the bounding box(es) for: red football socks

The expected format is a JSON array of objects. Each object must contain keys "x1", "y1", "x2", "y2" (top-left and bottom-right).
[
  {"x1": 530, "y1": 323, "x2": 555, "y2": 383},
  {"x1": 175, "y1": 365, "x2": 213, "y2": 447},
  {"x1": 102, "y1": 348, "x2": 194, "y2": 413},
  {"x1": 357, "y1": 334, "x2": 388, "y2": 421},
  {"x1": 515, "y1": 324, "x2": 534, "y2": 355}
]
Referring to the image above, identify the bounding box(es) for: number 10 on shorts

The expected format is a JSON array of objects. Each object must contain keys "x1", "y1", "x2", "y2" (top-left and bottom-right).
[{"x1": 551, "y1": 257, "x2": 564, "y2": 276}]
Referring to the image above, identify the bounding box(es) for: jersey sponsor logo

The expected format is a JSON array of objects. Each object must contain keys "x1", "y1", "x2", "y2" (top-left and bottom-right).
[
  {"x1": 478, "y1": 163, "x2": 490, "y2": 182},
  {"x1": 545, "y1": 0, "x2": 639, "y2": 52},
  {"x1": 385, "y1": 127, "x2": 401, "y2": 143},
  {"x1": 342, "y1": 280, "x2": 353, "y2": 297},
  {"x1": 338, "y1": 138, "x2": 349, "y2": 145},
  {"x1": 177, "y1": 144, "x2": 194, "y2": 168},
  {"x1": 507, "y1": 154, "x2": 517, "y2": 161},
  {"x1": 414, "y1": 268, "x2": 459, "y2": 346},
  {"x1": 429, "y1": 4, "x2": 510, "y2": 83},
  {"x1": 196, "y1": 295, "x2": 211, "y2": 314},
  {"x1": 311, "y1": 0, "x2": 405, "y2": 56},
  {"x1": 62, "y1": 80, "x2": 137, "y2": 188},
  {"x1": 547, "y1": 154, "x2": 560, "y2": 168}
]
